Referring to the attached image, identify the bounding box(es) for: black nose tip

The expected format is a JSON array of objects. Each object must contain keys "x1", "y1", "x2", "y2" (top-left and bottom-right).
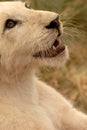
[
  {"x1": 46, "y1": 16, "x2": 61, "y2": 36},
  {"x1": 46, "y1": 16, "x2": 59, "y2": 29}
]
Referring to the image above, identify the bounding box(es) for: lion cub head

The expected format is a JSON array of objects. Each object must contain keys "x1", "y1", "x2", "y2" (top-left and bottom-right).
[{"x1": 0, "y1": 1, "x2": 69, "y2": 82}]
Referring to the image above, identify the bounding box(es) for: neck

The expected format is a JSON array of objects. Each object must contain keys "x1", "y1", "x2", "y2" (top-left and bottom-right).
[{"x1": 0, "y1": 68, "x2": 39, "y2": 105}]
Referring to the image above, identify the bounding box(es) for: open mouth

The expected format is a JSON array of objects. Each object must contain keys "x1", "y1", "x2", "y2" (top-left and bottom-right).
[{"x1": 33, "y1": 40, "x2": 65, "y2": 58}]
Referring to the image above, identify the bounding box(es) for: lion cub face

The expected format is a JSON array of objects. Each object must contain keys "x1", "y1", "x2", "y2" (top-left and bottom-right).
[{"x1": 0, "y1": 1, "x2": 69, "y2": 72}]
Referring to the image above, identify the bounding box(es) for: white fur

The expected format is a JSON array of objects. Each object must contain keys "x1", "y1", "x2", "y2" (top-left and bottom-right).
[{"x1": 0, "y1": 1, "x2": 87, "y2": 130}]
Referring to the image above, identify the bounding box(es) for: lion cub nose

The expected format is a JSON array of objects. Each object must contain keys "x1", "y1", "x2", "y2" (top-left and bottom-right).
[{"x1": 45, "y1": 16, "x2": 61, "y2": 36}]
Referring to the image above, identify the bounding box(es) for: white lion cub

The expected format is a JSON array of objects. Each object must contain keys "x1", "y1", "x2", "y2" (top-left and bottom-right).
[{"x1": 0, "y1": 1, "x2": 87, "y2": 130}]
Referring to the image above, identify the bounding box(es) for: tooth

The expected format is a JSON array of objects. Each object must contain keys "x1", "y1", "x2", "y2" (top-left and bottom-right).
[{"x1": 52, "y1": 45, "x2": 56, "y2": 50}]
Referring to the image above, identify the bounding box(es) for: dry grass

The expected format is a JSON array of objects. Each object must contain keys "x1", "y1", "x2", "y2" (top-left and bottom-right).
[
  {"x1": 35, "y1": 0, "x2": 87, "y2": 113},
  {"x1": 37, "y1": 66, "x2": 87, "y2": 113}
]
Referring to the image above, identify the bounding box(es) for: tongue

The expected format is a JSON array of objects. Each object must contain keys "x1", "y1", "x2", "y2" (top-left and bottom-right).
[{"x1": 56, "y1": 44, "x2": 65, "y2": 54}]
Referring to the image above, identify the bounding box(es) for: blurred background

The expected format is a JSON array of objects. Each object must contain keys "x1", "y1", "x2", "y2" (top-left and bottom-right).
[
  {"x1": 31, "y1": 0, "x2": 87, "y2": 113},
  {"x1": 1, "y1": 0, "x2": 87, "y2": 113}
]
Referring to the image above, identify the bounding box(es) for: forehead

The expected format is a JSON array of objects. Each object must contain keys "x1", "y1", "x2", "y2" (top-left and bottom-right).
[
  {"x1": 0, "y1": 1, "x2": 29, "y2": 20},
  {"x1": 0, "y1": 1, "x2": 26, "y2": 15},
  {"x1": 0, "y1": 1, "x2": 24, "y2": 9}
]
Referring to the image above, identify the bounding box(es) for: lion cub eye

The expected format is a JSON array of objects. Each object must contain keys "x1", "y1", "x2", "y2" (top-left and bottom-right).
[{"x1": 5, "y1": 19, "x2": 17, "y2": 29}]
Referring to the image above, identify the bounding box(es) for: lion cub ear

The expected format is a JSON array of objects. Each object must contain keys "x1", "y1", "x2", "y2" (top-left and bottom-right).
[{"x1": 25, "y1": 0, "x2": 31, "y2": 9}]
